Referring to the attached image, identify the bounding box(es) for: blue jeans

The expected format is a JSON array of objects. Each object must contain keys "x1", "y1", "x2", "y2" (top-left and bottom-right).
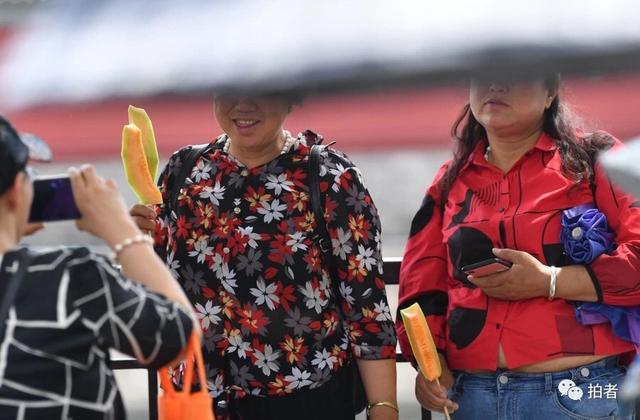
[{"x1": 449, "y1": 357, "x2": 635, "y2": 419}]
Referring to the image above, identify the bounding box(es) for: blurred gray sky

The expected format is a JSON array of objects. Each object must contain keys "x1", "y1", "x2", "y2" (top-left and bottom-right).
[{"x1": 2, "y1": 0, "x2": 640, "y2": 107}]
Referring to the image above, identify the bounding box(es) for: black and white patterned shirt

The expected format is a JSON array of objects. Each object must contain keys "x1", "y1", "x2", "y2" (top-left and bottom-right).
[{"x1": 0, "y1": 247, "x2": 193, "y2": 420}]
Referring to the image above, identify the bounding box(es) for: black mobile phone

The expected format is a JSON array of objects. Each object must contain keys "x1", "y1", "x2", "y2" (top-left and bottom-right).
[
  {"x1": 461, "y1": 257, "x2": 512, "y2": 277},
  {"x1": 29, "y1": 175, "x2": 81, "y2": 223}
]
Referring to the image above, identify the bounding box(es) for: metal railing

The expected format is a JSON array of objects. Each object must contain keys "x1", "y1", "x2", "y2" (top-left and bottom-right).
[
  {"x1": 111, "y1": 258, "x2": 433, "y2": 420},
  {"x1": 110, "y1": 358, "x2": 159, "y2": 420}
]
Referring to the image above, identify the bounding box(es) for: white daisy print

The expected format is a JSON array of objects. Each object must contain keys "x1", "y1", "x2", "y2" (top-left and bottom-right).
[
  {"x1": 188, "y1": 239, "x2": 213, "y2": 264},
  {"x1": 332, "y1": 227, "x2": 352, "y2": 259},
  {"x1": 249, "y1": 279, "x2": 280, "y2": 311},
  {"x1": 254, "y1": 345, "x2": 281, "y2": 376},
  {"x1": 257, "y1": 199, "x2": 287, "y2": 223},
  {"x1": 311, "y1": 348, "x2": 337, "y2": 370},
  {"x1": 265, "y1": 173, "x2": 294, "y2": 195},
  {"x1": 199, "y1": 181, "x2": 226, "y2": 205},
  {"x1": 195, "y1": 300, "x2": 222, "y2": 330},
  {"x1": 286, "y1": 232, "x2": 308, "y2": 253},
  {"x1": 285, "y1": 367, "x2": 313, "y2": 390}
]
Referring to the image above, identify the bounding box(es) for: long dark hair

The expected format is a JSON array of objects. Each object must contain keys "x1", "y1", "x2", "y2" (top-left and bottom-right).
[{"x1": 439, "y1": 75, "x2": 614, "y2": 206}]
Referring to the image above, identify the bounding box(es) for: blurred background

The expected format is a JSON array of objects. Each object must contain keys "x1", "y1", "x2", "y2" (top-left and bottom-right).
[{"x1": 2, "y1": 1, "x2": 640, "y2": 419}]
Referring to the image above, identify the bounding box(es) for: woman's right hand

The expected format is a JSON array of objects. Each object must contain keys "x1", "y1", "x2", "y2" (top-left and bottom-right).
[
  {"x1": 69, "y1": 165, "x2": 140, "y2": 245},
  {"x1": 129, "y1": 203, "x2": 157, "y2": 234},
  {"x1": 415, "y1": 355, "x2": 459, "y2": 414}
]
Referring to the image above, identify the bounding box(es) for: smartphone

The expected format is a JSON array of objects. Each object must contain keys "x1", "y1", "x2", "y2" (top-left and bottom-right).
[
  {"x1": 29, "y1": 175, "x2": 81, "y2": 222},
  {"x1": 461, "y1": 257, "x2": 512, "y2": 277}
]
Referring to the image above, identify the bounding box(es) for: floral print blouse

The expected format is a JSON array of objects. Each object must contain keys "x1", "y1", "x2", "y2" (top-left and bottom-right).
[{"x1": 153, "y1": 130, "x2": 396, "y2": 407}]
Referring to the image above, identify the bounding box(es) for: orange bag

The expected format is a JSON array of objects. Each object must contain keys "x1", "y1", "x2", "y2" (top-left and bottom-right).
[{"x1": 158, "y1": 334, "x2": 215, "y2": 420}]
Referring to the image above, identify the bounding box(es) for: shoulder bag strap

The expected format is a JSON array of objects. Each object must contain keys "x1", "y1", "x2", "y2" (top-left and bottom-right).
[
  {"x1": 167, "y1": 143, "x2": 212, "y2": 219},
  {"x1": 308, "y1": 145, "x2": 367, "y2": 413},
  {"x1": 308, "y1": 145, "x2": 335, "y2": 267},
  {"x1": 309, "y1": 144, "x2": 346, "y2": 299}
]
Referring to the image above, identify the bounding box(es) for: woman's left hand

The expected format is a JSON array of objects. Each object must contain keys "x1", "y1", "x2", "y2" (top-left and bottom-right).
[{"x1": 467, "y1": 248, "x2": 550, "y2": 300}]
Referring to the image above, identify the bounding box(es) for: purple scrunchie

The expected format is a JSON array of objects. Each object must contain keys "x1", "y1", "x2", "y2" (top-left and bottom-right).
[{"x1": 560, "y1": 204, "x2": 615, "y2": 264}]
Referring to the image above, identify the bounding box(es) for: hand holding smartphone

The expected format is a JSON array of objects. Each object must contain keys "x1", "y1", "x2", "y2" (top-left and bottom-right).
[
  {"x1": 29, "y1": 175, "x2": 82, "y2": 223},
  {"x1": 461, "y1": 257, "x2": 512, "y2": 277}
]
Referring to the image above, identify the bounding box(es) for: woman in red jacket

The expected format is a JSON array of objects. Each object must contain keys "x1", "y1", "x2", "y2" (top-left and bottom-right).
[{"x1": 397, "y1": 75, "x2": 639, "y2": 419}]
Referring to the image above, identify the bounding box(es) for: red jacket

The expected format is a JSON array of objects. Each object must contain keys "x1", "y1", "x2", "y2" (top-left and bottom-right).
[{"x1": 397, "y1": 133, "x2": 640, "y2": 371}]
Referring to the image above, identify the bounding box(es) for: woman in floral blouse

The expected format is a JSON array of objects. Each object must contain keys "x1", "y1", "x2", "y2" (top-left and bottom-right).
[{"x1": 131, "y1": 95, "x2": 397, "y2": 420}]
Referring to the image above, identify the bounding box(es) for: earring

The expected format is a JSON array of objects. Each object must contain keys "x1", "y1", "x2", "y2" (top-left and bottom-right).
[{"x1": 546, "y1": 96, "x2": 554, "y2": 108}]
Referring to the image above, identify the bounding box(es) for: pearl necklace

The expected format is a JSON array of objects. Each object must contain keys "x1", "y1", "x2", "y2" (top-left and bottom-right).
[
  {"x1": 484, "y1": 145, "x2": 491, "y2": 162},
  {"x1": 223, "y1": 130, "x2": 295, "y2": 155}
]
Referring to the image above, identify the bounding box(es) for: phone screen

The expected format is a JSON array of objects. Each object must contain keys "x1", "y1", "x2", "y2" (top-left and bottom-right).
[{"x1": 29, "y1": 176, "x2": 81, "y2": 222}]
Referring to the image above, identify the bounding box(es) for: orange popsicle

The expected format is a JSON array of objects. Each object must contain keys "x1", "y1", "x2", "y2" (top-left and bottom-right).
[
  {"x1": 128, "y1": 105, "x2": 160, "y2": 180},
  {"x1": 400, "y1": 302, "x2": 451, "y2": 419},
  {"x1": 121, "y1": 124, "x2": 162, "y2": 204},
  {"x1": 400, "y1": 303, "x2": 442, "y2": 380}
]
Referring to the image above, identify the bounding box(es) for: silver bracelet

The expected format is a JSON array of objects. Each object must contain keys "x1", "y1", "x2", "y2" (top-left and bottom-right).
[
  {"x1": 111, "y1": 234, "x2": 154, "y2": 261},
  {"x1": 548, "y1": 265, "x2": 558, "y2": 301}
]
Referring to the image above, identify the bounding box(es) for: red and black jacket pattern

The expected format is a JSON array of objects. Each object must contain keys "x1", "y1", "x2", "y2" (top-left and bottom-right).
[{"x1": 397, "y1": 133, "x2": 640, "y2": 371}]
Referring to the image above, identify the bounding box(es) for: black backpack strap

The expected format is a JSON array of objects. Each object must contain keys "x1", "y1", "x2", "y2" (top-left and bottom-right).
[
  {"x1": 167, "y1": 143, "x2": 212, "y2": 219},
  {"x1": 0, "y1": 249, "x2": 31, "y2": 339},
  {"x1": 308, "y1": 145, "x2": 333, "y2": 258},
  {"x1": 308, "y1": 143, "x2": 367, "y2": 414}
]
